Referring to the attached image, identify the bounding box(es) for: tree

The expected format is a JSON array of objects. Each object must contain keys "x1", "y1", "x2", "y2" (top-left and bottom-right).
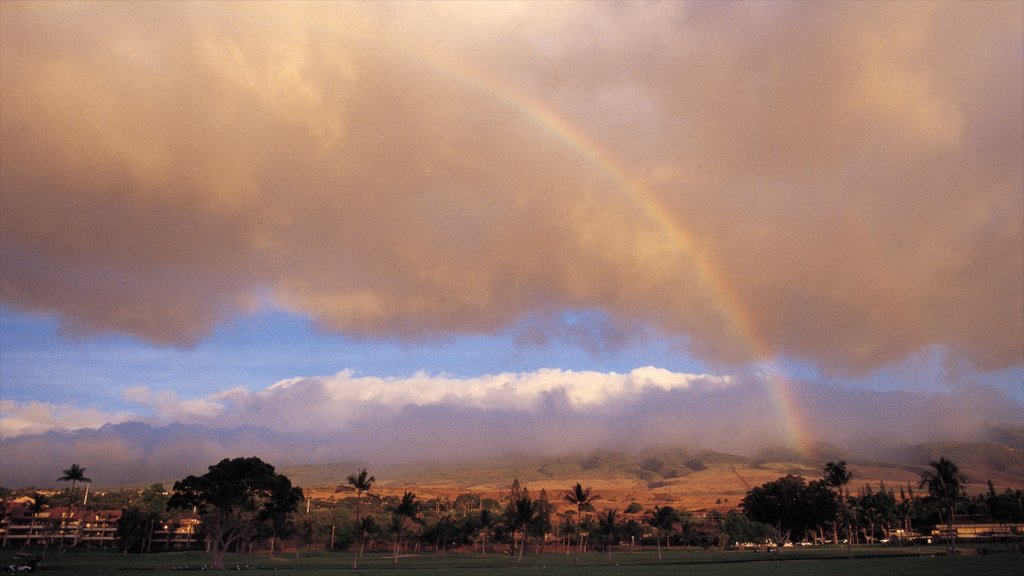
[
  {"x1": 345, "y1": 515, "x2": 376, "y2": 554},
  {"x1": 741, "y1": 475, "x2": 836, "y2": 551},
  {"x1": 564, "y1": 483, "x2": 599, "y2": 561},
  {"x1": 116, "y1": 485, "x2": 167, "y2": 554},
  {"x1": 345, "y1": 467, "x2": 375, "y2": 569},
  {"x1": 167, "y1": 457, "x2": 303, "y2": 570},
  {"x1": 530, "y1": 489, "x2": 553, "y2": 556},
  {"x1": 506, "y1": 493, "x2": 536, "y2": 563},
  {"x1": 823, "y1": 460, "x2": 853, "y2": 557},
  {"x1": 57, "y1": 464, "x2": 91, "y2": 552},
  {"x1": 476, "y1": 508, "x2": 496, "y2": 556},
  {"x1": 597, "y1": 509, "x2": 619, "y2": 561},
  {"x1": 721, "y1": 511, "x2": 775, "y2": 547},
  {"x1": 919, "y1": 457, "x2": 967, "y2": 554},
  {"x1": 388, "y1": 491, "x2": 420, "y2": 566},
  {"x1": 646, "y1": 505, "x2": 679, "y2": 560}
]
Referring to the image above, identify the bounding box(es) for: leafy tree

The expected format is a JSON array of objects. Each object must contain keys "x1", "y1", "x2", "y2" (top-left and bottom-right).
[
  {"x1": 856, "y1": 484, "x2": 897, "y2": 542},
  {"x1": 986, "y1": 484, "x2": 1024, "y2": 524},
  {"x1": 721, "y1": 511, "x2": 775, "y2": 546},
  {"x1": 139, "y1": 484, "x2": 169, "y2": 515},
  {"x1": 345, "y1": 467, "x2": 375, "y2": 568},
  {"x1": 167, "y1": 457, "x2": 303, "y2": 570},
  {"x1": 115, "y1": 486, "x2": 167, "y2": 555},
  {"x1": 116, "y1": 507, "x2": 155, "y2": 553},
  {"x1": 564, "y1": 483, "x2": 598, "y2": 561},
  {"x1": 919, "y1": 457, "x2": 967, "y2": 554},
  {"x1": 741, "y1": 475, "x2": 836, "y2": 550}
]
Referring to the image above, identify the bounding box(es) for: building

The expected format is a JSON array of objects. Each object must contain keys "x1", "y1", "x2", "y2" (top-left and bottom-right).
[{"x1": 1, "y1": 503, "x2": 122, "y2": 548}]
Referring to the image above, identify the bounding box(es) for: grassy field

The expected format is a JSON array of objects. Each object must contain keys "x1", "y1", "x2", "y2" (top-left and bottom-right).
[{"x1": 3, "y1": 546, "x2": 1021, "y2": 576}]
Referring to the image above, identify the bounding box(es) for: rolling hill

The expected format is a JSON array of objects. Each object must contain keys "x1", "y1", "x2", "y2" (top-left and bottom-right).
[{"x1": 287, "y1": 438, "x2": 1024, "y2": 511}]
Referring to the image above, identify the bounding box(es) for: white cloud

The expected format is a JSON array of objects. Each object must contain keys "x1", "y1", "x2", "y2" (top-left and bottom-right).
[
  {"x1": 0, "y1": 400, "x2": 134, "y2": 438},
  {"x1": 0, "y1": 368, "x2": 1019, "y2": 487}
]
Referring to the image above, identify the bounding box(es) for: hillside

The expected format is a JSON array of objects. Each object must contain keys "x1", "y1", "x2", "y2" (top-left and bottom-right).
[{"x1": 287, "y1": 440, "x2": 1024, "y2": 511}]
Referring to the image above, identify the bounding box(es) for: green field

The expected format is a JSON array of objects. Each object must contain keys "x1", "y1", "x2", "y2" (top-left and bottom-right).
[{"x1": 3, "y1": 546, "x2": 1021, "y2": 576}]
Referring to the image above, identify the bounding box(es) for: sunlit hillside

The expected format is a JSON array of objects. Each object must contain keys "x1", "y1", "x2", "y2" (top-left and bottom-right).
[{"x1": 290, "y1": 439, "x2": 1024, "y2": 513}]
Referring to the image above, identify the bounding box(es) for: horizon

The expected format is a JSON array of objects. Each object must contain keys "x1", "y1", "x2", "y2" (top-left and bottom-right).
[{"x1": 1, "y1": 2, "x2": 1021, "y2": 489}]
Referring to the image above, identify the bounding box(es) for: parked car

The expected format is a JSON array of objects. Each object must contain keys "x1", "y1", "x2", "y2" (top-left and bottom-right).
[{"x1": 7, "y1": 553, "x2": 40, "y2": 573}]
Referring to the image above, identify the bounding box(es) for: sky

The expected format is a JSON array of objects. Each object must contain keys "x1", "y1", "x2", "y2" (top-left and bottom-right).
[{"x1": 1, "y1": 1, "x2": 1022, "y2": 487}]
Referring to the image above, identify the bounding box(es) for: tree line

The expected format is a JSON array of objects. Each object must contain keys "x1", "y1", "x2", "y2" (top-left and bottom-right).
[{"x1": 2, "y1": 455, "x2": 1021, "y2": 570}]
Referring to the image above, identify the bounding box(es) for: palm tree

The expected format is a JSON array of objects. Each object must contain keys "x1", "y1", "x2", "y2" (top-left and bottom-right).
[
  {"x1": 646, "y1": 505, "x2": 678, "y2": 561},
  {"x1": 477, "y1": 508, "x2": 495, "y2": 556},
  {"x1": 57, "y1": 464, "x2": 90, "y2": 553},
  {"x1": 823, "y1": 461, "x2": 852, "y2": 558},
  {"x1": 346, "y1": 468, "x2": 375, "y2": 568},
  {"x1": 508, "y1": 494, "x2": 536, "y2": 563},
  {"x1": 597, "y1": 509, "x2": 618, "y2": 562},
  {"x1": 564, "y1": 483, "x2": 599, "y2": 561},
  {"x1": 919, "y1": 457, "x2": 966, "y2": 554},
  {"x1": 355, "y1": 516, "x2": 377, "y2": 558},
  {"x1": 389, "y1": 491, "x2": 420, "y2": 566}
]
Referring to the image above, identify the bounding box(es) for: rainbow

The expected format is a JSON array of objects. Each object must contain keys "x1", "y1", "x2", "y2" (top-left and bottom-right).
[{"x1": 413, "y1": 47, "x2": 815, "y2": 458}]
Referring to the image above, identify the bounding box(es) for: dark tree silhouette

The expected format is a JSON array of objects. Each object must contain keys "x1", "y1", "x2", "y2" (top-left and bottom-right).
[
  {"x1": 388, "y1": 491, "x2": 420, "y2": 566},
  {"x1": 823, "y1": 460, "x2": 853, "y2": 557},
  {"x1": 646, "y1": 505, "x2": 679, "y2": 560},
  {"x1": 919, "y1": 457, "x2": 967, "y2": 554},
  {"x1": 57, "y1": 464, "x2": 91, "y2": 552},
  {"x1": 741, "y1": 475, "x2": 836, "y2": 550},
  {"x1": 597, "y1": 509, "x2": 619, "y2": 561},
  {"x1": 506, "y1": 493, "x2": 536, "y2": 563},
  {"x1": 564, "y1": 483, "x2": 599, "y2": 561},
  {"x1": 345, "y1": 467, "x2": 375, "y2": 568},
  {"x1": 167, "y1": 457, "x2": 303, "y2": 570}
]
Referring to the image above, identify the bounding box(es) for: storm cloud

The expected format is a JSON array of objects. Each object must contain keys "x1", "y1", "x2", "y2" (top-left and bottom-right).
[{"x1": 2, "y1": 2, "x2": 1020, "y2": 374}]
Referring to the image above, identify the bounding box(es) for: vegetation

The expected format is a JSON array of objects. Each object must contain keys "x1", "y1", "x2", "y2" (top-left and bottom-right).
[
  {"x1": 564, "y1": 482, "x2": 599, "y2": 561},
  {"x1": 345, "y1": 467, "x2": 375, "y2": 568},
  {"x1": 56, "y1": 464, "x2": 91, "y2": 554},
  {"x1": 2, "y1": 453, "x2": 1022, "y2": 572},
  {"x1": 166, "y1": 457, "x2": 303, "y2": 569},
  {"x1": 919, "y1": 457, "x2": 968, "y2": 554}
]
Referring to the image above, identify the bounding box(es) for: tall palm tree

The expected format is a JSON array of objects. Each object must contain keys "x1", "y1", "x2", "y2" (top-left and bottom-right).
[
  {"x1": 346, "y1": 468, "x2": 375, "y2": 568},
  {"x1": 564, "y1": 483, "x2": 599, "y2": 561},
  {"x1": 919, "y1": 457, "x2": 966, "y2": 554},
  {"x1": 823, "y1": 461, "x2": 852, "y2": 558},
  {"x1": 389, "y1": 491, "x2": 420, "y2": 566},
  {"x1": 57, "y1": 464, "x2": 90, "y2": 552}
]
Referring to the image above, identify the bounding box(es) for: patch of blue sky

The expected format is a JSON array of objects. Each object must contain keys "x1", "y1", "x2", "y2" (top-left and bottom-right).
[{"x1": 0, "y1": 305, "x2": 710, "y2": 413}]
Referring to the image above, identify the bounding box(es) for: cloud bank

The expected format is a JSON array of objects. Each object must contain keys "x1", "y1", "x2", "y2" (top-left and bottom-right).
[
  {"x1": 1, "y1": 2, "x2": 1020, "y2": 374},
  {"x1": 2, "y1": 368, "x2": 1018, "y2": 487}
]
